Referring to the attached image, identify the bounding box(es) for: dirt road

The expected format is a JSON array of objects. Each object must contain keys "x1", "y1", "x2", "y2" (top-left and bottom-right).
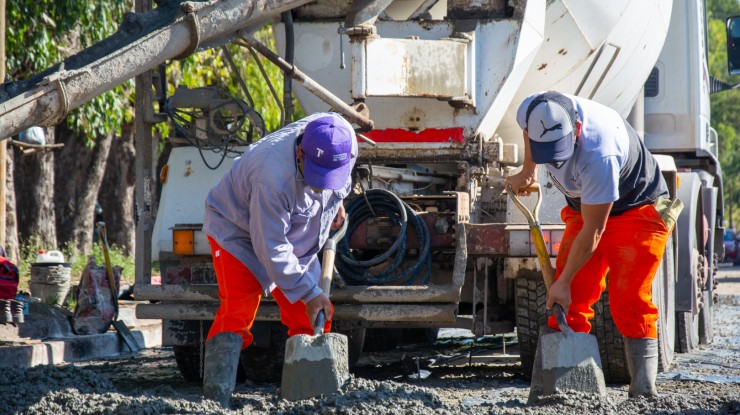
[{"x1": 2, "y1": 266, "x2": 738, "y2": 414}]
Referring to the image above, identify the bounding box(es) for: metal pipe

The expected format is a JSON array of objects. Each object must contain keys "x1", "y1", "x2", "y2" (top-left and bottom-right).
[
  {"x1": 135, "y1": 282, "x2": 465, "y2": 303},
  {"x1": 136, "y1": 302, "x2": 458, "y2": 322},
  {"x1": 282, "y1": 10, "x2": 294, "y2": 126},
  {"x1": 0, "y1": 0, "x2": 313, "y2": 140},
  {"x1": 239, "y1": 35, "x2": 374, "y2": 132},
  {"x1": 370, "y1": 167, "x2": 449, "y2": 185}
]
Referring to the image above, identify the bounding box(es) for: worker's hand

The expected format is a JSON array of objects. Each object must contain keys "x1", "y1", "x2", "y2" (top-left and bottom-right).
[
  {"x1": 545, "y1": 278, "x2": 571, "y2": 314},
  {"x1": 306, "y1": 292, "x2": 334, "y2": 326},
  {"x1": 504, "y1": 171, "x2": 537, "y2": 196},
  {"x1": 331, "y1": 204, "x2": 346, "y2": 231}
]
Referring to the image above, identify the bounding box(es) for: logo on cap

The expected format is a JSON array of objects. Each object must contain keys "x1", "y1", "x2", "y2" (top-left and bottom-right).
[{"x1": 539, "y1": 120, "x2": 563, "y2": 138}]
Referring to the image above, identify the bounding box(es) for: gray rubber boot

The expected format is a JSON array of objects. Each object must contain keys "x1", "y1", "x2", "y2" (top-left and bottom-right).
[
  {"x1": 623, "y1": 337, "x2": 659, "y2": 398},
  {"x1": 203, "y1": 332, "x2": 243, "y2": 408}
]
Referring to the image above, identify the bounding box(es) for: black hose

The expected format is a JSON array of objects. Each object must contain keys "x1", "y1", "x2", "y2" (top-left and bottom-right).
[{"x1": 336, "y1": 189, "x2": 432, "y2": 285}]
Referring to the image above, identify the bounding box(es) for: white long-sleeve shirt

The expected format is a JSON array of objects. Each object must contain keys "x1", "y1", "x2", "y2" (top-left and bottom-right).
[{"x1": 203, "y1": 113, "x2": 357, "y2": 303}]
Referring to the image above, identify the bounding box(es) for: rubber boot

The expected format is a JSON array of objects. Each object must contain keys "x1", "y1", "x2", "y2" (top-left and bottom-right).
[
  {"x1": 203, "y1": 332, "x2": 243, "y2": 408},
  {"x1": 623, "y1": 337, "x2": 658, "y2": 398}
]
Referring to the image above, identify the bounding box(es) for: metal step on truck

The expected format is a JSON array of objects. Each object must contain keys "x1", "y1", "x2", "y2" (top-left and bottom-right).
[{"x1": 0, "y1": 0, "x2": 728, "y2": 384}]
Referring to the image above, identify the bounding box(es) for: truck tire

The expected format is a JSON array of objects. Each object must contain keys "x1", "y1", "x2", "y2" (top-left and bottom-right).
[
  {"x1": 516, "y1": 233, "x2": 675, "y2": 382},
  {"x1": 654, "y1": 233, "x2": 676, "y2": 372},
  {"x1": 363, "y1": 328, "x2": 403, "y2": 352},
  {"x1": 514, "y1": 277, "x2": 630, "y2": 383},
  {"x1": 335, "y1": 326, "x2": 366, "y2": 368},
  {"x1": 402, "y1": 328, "x2": 440, "y2": 345},
  {"x1": 699, "y1": 289, "x2": 714, "y2": 345},
  {"x1": 172, "y1": 339, "x2": 249, "y2": 384},
  {"x1": 676, "y1": 310, "x2": 699, "y2": 352},
  {"x1": 239, "y1": 322, "x2": 288, "y2": 383},
  {"x1": 173, "y1": 345, "x2": 204, "y2": 382},
  {"x1": 514, "y1": 277, "x2": 547, "y2": 380},
  {"x1": 676, "y1": 247, "x2": 701, "y2": 353}
]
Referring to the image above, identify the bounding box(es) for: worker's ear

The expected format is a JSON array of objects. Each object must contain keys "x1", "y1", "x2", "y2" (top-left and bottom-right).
[
  {"x1": 296, "y1": 143, "x2": 304, "y2": 162},
  {"x1": 574, "y1": 121, "x2": 582, "y2": 139}
]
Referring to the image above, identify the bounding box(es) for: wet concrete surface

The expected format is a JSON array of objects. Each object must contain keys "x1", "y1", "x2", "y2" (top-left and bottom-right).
[{"x1": 1, "y1": 265, "x2": 738, "y2": 414}]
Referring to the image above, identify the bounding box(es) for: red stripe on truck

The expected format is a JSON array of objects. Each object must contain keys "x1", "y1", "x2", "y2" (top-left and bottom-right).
[{"x1": 363, "y1": 128, "x2": 465, "y2": 143}]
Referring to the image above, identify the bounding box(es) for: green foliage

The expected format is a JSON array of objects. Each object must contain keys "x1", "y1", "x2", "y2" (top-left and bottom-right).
[
  {"x1": 69, "y1": 243, "x2": 136, "y2": 286},
  {"x1": 168, "y1": 25, "x2": 304, "y2": 135},
  {"x1": 16, "y1": 237, "x2": 135, "y2": 293},
  {"x1": 6, "y1": 0, "x2": 135, "y2": 139}
]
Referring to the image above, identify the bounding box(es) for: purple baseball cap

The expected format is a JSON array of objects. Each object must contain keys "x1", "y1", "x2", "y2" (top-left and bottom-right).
[{"x1": 302, "y1": 115, "x2": 354, "y2": 190}]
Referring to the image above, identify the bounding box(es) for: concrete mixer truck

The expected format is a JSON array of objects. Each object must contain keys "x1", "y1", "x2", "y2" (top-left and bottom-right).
[{"x1": 0, "y1": 0, "x2": 728, "y2": 384}]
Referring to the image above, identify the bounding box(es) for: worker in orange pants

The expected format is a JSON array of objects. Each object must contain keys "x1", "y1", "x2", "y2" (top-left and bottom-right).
[
  {"x1": 200, "y1": 113, "x2": 357, "y2": 408},
  {"x1": 548, "y1": 205, "x2": 670, "y2": 339},
  {"x1": 207, "y1": 236, "x2": 331, "y2": 349},
  {"x1": 507, "y1": 91, "x2": 680, "y2": 397}
]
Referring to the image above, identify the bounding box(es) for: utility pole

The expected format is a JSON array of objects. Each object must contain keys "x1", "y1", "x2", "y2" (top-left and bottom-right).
[{"x1": 0, "y1": 0, "x2": 7, "y2": 249}]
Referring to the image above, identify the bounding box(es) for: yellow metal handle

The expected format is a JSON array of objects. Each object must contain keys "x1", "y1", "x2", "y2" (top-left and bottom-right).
[{"x1": 507, "y1": 183, "x2": 555, "y2": 290}]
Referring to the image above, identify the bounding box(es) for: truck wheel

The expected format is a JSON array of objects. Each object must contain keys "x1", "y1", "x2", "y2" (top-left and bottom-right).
[
  {"x1": 363, "y1": 328, "x2": 403, "y2": 352},
  {"x1": 514, "y1": 277, "x2": 547, "y2": 379},
  {"x1": 336, "y1": 326, "x2": 366, "y2": 368},
  {"x1": 172, "y1": 338, "x2": 248, "y2": 383},
  {"x1": 590, "y1": 285, "x2": 630, "y2": 384},
  {"x1": 699, "y1": 289, "x2": 714, "y2": 344},
  {"x1": 402, "y1": 328, "x2": 440, "y2": 345},
  {"x1": 677, "y1": 247, "x2": 701, "y2": 352},
  {"x1": 516, "y1": 233, "x2": 676, "y2": 383},
  {"x1": 676, "y1": 310, "x2": 699, "y2": 352},
  {"x1": 238, "y1": 322, "x2": 288, "y2": 383},
  {"x1": 654, "y1": 233, "x2": 676, "y2": 371},
  {"x1": 173, "y1": 345, "x2": 203, "y2": 382},
  {"x1": 515, "y1": 277, "x2": 632, "y2": 383}
]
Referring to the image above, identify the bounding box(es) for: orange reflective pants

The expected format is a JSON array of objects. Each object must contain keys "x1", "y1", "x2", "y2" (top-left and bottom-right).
[
  {"x1": 206, "y1": 236, "x2": 331, "y2": 349},
  {"x1": 547, "y1": 204, "x2": 670, "y2": 339}
]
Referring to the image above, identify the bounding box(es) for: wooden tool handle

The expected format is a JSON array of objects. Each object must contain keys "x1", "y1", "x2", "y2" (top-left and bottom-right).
[
  {"x1": 96, "y1": 222, "x2": 119, "y2": 318},
  {"x1": 319, "y1": 249, "x2": 336, "y2": 296}
]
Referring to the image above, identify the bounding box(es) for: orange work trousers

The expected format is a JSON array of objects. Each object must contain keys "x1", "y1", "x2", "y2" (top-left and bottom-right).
[
  {"x1": 547, "y1": 204, "x2": 670, "y2": 339},
  {"x1": 206, "y1": 236, "x2": 331, "y2": 349}
]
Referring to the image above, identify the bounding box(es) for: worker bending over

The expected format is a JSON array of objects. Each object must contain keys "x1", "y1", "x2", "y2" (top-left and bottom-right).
[
  {"x1": 506, "y1": 91, "x2": 679, "y2": 398},
  {"x1": 201, "y1": 112, "x2": 357, "y2": 407}
]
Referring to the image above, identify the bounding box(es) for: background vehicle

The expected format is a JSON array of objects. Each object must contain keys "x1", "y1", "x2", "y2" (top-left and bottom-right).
[
  {"x1": 722, "y1": 228, "x2": 737, "y2": 262},
  {"x1": 723, "y1": 228, "x2": 739, "y2": 264},
  {"x1": 0, "y1": 0, "x2": 727, "y2": 384}
]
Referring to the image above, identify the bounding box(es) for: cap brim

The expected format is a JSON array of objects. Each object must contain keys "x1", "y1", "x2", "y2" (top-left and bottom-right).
[
  {"x1": 529, "y1": 134, "x2": 575, "y2": 164},
  {"x1": 303, "y1": 156, "x2": 352, "y2": 190}
]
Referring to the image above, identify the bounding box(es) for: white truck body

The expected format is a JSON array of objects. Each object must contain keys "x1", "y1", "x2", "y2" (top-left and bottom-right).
[{"x1": 0, "y1": 0, "x2": 722, "y2": 382}]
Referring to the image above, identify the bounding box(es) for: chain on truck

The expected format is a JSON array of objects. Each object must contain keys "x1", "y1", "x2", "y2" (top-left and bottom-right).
[{"x1": 0, "y1": 0, "x2": 735, "y2": 384}]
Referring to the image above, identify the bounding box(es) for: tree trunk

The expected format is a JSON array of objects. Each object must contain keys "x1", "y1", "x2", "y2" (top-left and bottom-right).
[
  {"x1": 14, "y1": 127, "x2": 57, "y2": 250},
  {"x1": 4, "y1": 145, "x2": 19, "y2": 263},
  {"x1": 54, "y1": 125, "x2": 113, "y2": 254},
  {"x1": 99, "y1": 121, "x2": 136, "y2": 256}
]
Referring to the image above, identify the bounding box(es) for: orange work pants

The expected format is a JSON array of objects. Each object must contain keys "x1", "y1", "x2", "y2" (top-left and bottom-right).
[
  {"x1": 206, "y1": 236, "x2": 331, "y2": 349},
  {"x1": 547, "y1": 204, "x2": 670, "y2": 339}
]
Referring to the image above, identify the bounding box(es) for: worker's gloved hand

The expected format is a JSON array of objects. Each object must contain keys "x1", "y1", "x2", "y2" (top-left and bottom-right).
[
  {"x1": 545, "y1": 278, "x2": 571, "y2": 314},
  {"x1": 306, "y1": 292, "x2": 334, "y2": 326}
]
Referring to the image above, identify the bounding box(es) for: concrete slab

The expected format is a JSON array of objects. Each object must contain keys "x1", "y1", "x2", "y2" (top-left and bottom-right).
[{"x1": 0, "y1": 301, "x2": 161, "y2": 369}]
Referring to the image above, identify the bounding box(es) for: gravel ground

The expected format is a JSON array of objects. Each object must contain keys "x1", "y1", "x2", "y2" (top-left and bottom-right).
[{"x1": 2, "y1": 270, "x2": 738, "y2": 415}]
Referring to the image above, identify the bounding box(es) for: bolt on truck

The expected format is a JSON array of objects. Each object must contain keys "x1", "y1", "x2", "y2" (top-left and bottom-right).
[{"x1": 0, "y1": 0, "x2": 728, "y2": 383}]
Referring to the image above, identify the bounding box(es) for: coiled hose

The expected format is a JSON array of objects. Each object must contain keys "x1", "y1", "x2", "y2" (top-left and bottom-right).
[{"x1": 336, "y1": 189, "x2": 432, "y2": 285}]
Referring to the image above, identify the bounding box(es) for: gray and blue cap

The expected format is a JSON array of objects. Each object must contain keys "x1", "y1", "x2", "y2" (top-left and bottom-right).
[{"x1": 524, "y1": 92, "x2": 578, "y2": 164}]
